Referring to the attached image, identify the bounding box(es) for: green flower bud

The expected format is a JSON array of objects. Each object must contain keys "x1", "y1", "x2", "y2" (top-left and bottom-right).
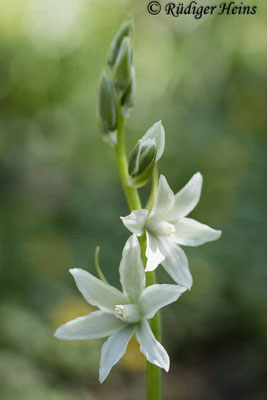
[
  {"x1": 127, "y1": 138, "x2": 157, "y2": 188},
  {"x1": 142, "y1": 121, "x2": 165, "y2": 161},
  {"x1": 97, "y1": 72, "x2": 118, "y2": 146},
  {"x1": 121, "y1": 66, "x2": 136, "y2": 117},
  {"x1": 113, "y1": 37, "x2": 133, "y2": 99},
  {"x1": 107, "y1": 20, "x2": 133, "y2": 69}
]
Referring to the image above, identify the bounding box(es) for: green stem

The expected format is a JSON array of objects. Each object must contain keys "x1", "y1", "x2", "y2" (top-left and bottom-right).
[
  {"x1": 115, "y1": 109, "x2": 161, "y2": 400},
  {"x1": 139, "y1": 234, "x2": 162, "y2": 400},
  {"x1": 146, "y1": 165, "x2": 159, "y2": 213}
]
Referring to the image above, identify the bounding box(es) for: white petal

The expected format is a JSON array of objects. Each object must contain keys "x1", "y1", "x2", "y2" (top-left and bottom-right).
[
  {"x1": 99, "y1": 324, "x2": 135, "y2": 383},
  {"x1": 145, "y1": 232, "x2": 165, "y2": 272},
  {"x1": 150, "y1": 175, "x2": 175, "y2": 218},
  {"x1": 121, "y1": 209, "x2": 149, "y2": 236},
  {"x1": 136, "y1": 320, "x2": 169, "y2": 371},
  {"x1": 70, "y1": 268, "x2": 128, "y2": 313},
  {"x1": 54, "y1": 311, "x2": 124, "y2": 340},
  {"x1": 119, "y1": 235, "x2": 145, "y2": 303},
  {"x1": 142, "y1": 120, "x2": 165, "y2": 161},
  {"x1": 165, "y1": 172, "x2": 203, "y2": 219},
  {"x1": 139, "y1": 284, "x2": 186, "y2": 319},
  {"x1": 159, "y1": 237, "x2": 193, "y2": 289},
  {"x1": 174, "y1": 218, "x2": 222, "y2": 246}
]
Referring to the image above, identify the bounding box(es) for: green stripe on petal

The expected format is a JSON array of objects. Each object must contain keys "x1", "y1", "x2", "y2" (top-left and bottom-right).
[{"x1": 142, "y1": 121, "x2": 165, "y2": 162}]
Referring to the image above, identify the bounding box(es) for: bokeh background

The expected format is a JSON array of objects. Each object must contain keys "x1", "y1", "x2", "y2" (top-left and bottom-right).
[{"x1": 0, "y1": 0, "x2": 266, "y2": 399}]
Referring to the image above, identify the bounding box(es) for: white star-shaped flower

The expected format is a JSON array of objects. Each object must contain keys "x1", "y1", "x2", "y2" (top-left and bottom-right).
[
  {"x1": 121, "y1": 173, "x2": 221, "y2": 290},
  {"x1": 54, "y1": 235, "x2": 186, "y2": 383}
]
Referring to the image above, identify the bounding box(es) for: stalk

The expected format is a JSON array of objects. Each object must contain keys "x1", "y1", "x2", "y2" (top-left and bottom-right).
[
  {"x1": 139, "y1": 234, "x2": 162, "y2": 400},
  {"x1": 115, "y1": 109, "x2": 162, "y2": 400},
  {"x1": 146, "y1": 165, "x2": 159, "y2": 212}
]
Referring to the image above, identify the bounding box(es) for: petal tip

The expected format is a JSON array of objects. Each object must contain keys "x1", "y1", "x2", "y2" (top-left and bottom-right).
[
  {"x1": 187, "y1": 278, "x2": 193, "y2": 290},
  {"x1": 185, "y1": 279, "x2": 193, "y2": 291},
  {"x1": 69, "y1": 268, "x2": 78, "y2": 276},
  {"x1": 180, "y1": 285, "x2": 188, "y2": 294},
  {"x1": 165, "y1": 363, "x2": 170, "y2": 372},
  {"x1": 213, "y1": 229, "x2": 222, "y2": 240},
  {"x1": 99, "y1": 368, "x2": 107, "y2": 384},
  {"x1": 53, "y1": 328, "x2": 62, "y2": 339},
  {"x1": 145, "y1": 263, "x2": 156, "y2": 272}
]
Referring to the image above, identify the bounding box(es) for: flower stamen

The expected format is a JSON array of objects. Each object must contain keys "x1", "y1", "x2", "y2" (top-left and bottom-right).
[
  {"x1": 114, "y1": 304, "x2": 141, "y2": 323},
  {"x1": 146, "y1": 219, "x2": 176, "y2": 237}
]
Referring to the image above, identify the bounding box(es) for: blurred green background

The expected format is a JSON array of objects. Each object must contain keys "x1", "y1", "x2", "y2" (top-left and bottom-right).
[{"x1": 0, "y1": 0, "x2": 266, "y2": 399}]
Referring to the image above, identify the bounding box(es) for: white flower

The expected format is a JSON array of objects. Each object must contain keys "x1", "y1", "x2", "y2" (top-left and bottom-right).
[
  {"x1": 54, "y1": 235, "x2": 186, "y2": 383},
  {"x1": 121, "y1": 173, "x2": 222, "y2": 290}
]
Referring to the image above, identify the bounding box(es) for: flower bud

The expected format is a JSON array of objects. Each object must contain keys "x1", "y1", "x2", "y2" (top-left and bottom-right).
[
  {"x1": 97, "y1": 72, "x2": 118, "y2": 145},
  {"x1": 142, "y1": 121, "x2": 165, "y2": 161},
  {"x1": 107, "y1": 20, "x2": 133, "y2": 69},
  {"x1": 121, "y1": 67, "x2": 136, "y2": 117},
  {"x1": 113, "y1": 37, "x2": 133, "y2": 99},
  {"x1": 127, "y1": 138, "x2": 157, "y2": 188}
]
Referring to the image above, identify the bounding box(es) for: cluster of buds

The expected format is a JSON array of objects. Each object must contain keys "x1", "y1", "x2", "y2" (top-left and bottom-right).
[
  {"x1": 97, "y1": 20, "x2": 135, "y2": 146},
  {"x1": 97, "y1": 20, "x2": 165, "y2": 189}
]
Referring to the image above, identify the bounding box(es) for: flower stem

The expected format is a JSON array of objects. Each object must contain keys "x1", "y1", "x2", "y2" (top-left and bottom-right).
[
  {"x1": 139, "y1": 220, "x2": 162, "y2": 400},
  {"x1": 115, "y1": 109, "x2": 162, "y2": 400},
  {"x1": 146, "y1": 165, "x2": 159, "y2": 213}
]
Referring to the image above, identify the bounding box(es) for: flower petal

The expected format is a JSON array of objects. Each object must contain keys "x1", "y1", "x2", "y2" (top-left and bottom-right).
[
  {"x1": 159, "y1": 237, "x2": 193, "y2": 289},
  {"x1": 121, "y1": 209, "x2": 149, "y2": 236},
  {"x1": 136, "y1": 320, "x2": 169, "y2": 371},
  {"x1": 174, "y1": 217, "x2": 222, "y2": 246},
  {"x1": 165, "y1": 172, "x2": 203, "y2": 220},
  {"x1": 99, "y1": 324, "x2": 135, "y2": 383},
  {"x1": 145, "y1": 232, "x2": 165, "y2": 272},
  {"x1": 150, "y1": 175, "x2": 175, "y2": 218},
  {"x1": 54, "y1": 311, "x2": 124, "y2": 340},
  {"x1": 119, "y1": 235, "x2": 145, "y2": 302},
  {"x1": 139, "y1": 284, "x2": 186, "y2": 319},
  {"x1": 142, "y1": 120, "x2": 165, "y2": 161},
  {"x1": 70, "y1": 268, "x2": 128, "y2": 313}
]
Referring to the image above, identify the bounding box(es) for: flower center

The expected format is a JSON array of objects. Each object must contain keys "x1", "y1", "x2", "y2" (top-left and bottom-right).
[
  {"x1": 146, "y1": 219, "x2": 176, "y2": 237},
  {"x1": 114, "y1": 304, "x2": 141, "y2": 323}
]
